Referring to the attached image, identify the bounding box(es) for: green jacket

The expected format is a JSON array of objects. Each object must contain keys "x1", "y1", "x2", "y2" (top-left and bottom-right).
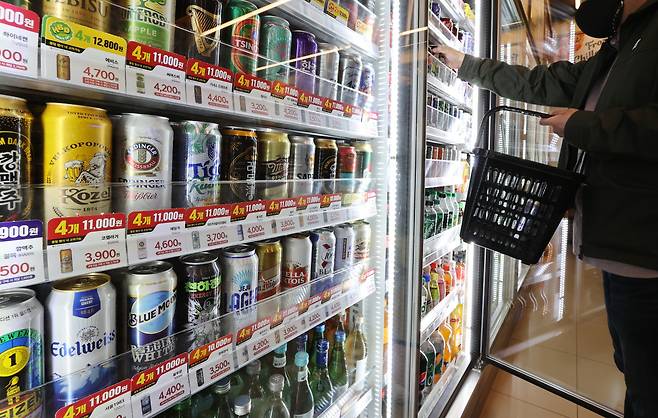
[{"x1": 458, "y1": 1, "x2": 658, "y2": 269}]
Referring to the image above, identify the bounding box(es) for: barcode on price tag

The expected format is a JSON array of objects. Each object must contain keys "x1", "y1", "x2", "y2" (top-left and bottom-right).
[
  {"x1": 126, "y1": 209, "x2": 193, "y2": 264},
  {"x1": 185, "y1": 59, "x2": 234, "y2": 111},
  {"x1": 0, "y1": 1, "x2": 39, "y2": 78},
  {"x1": 56, "y1": 380, "x2": 132, "y2": 418},
  {"x1": 131, "y1": 354, "x2": 190, "y2": 418},
  {"x1": 188, "y1": 334, "x2": 234, "y2": 393},
  {"x1": 0, "y1": 220, "x2": 45, "y2": 289},
  {"x1": 126, "y1": 42, "x2": 186, "y2": 103}
]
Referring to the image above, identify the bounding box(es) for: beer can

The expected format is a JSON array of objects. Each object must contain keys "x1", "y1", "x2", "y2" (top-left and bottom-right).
[
  {"x1": 287, "y1": 135, "x2": 314, "y2": 197},
  {"x1": 337, "y1": 144, "x2": 356, "y2": 193},
  {"x1": 175, "y1": 0, "x2": 222, "y2": 65},
  {"x1": 316, "y1": 43, "x2": 340, "y2": 100},
  {"x1": 290, "y1": 31, "x2": 318, "y2": 93},
  {"x1": 254, "y1": 239, "x2": 281, "y2": 320},
  {"x1": 6, "y1": 0, "x2": 31, "y2": 9},
  {"x1": 46, "y1": 274, "x2": 117, "y2": 407},
  {"x1": 333, "y1": 223, "x2": 355, "y2": 271},
  {"x1": 281, "y1": 233, "x2": 311, "y2": 308},
  {"x1": 179, "y1": 252, "x2": 221, "y2": 347},
  {"x1": 221, "y1": 0, "x2": 259, "y2": 75},
  {"x1": 256, "y1": 129, "x2": 290, "y2": 199},
  {"x1": 313, "y1": 138, "x2": 337, "y2": 194},
  {"x1": 353, "y1": 220, "x2": 371, "y2": 267},
  {"x1": 257, "y1": 15, "x2": 292, "y2": 83},
  {"x1": 42, "y1": 0, "x2": 110, "y2": 31},
  {"x1": 124, "y1": 261, "x2": 177, "y2": 371},
  {"x1": 172, "y1": 121, "x2": 221, "y2": 207},
  {"x1": 119, "y1": 0, "x2": 175, "y2": 51},
  {"x1": 338, "y1": 53, "x2": 363, "y2": 105},
  {"x1": 42, "y1": 103, "x2": 111, "y2": 220},
  {"x1": 310, "y1": 228, "x2": 335, "y2": 294},
  {"x1": 357, "y1": 62, "x2": 375, "y2": 109},
  {"x1": 220, "y1": 127, "x2": 257, "y2": 203},
  {"x1": 340, "y1": 0, "x2": 359, "y2": 30},
  {"x1": 0, "y1": 289, "x2": 43, "y2": 401},
  {"x1": 112, "y1": 114, "x2": 173, "y2": 213},
  {"x1": 353, "y1": 140, "x2": 372, "y2": 191},
  {"x1": 0, "y1": 95, "x2": 32, "y2": 222},
  {"x1": 221, "y1": 245, "x2": 258, "y2": 331}
]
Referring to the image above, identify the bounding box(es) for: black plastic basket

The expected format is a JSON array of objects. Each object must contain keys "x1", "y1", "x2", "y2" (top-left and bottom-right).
[{"x1": 460, "y1": 106, "x2": 584, "y2": 264}]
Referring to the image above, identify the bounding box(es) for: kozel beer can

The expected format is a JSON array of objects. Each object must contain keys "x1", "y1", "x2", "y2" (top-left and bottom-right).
[
  {"x1": 255, "y1": 239, "x2": 282, "y2": 319},
  {"x1": 46, "y1": 274, "x2": 117, "y2": 407},
  {"x1": 0, "y1": 289, "x2": 43, "y2": 402},
  {"x1": 220, "y1": 127, "x2": 257, "y2": 203},
  {"x1": 316, "y1": 43, "x2": 340, "y2": 100},
  {"x1": 313, "y1": 138, "x2": 337, "y2": 194},
  {"x1": 256, "y1": 129, "x2": 290, "y2": 200},
  {"x1": 221, "y1": 245, "x2": 258, "y2": 332},
  {"x1": 258, "y1": 15, "x2": 292, "y2": 83},
  {"x1": 287, "y1": 135, "x2": 314, "y2": 198},
  {"x1": 281, "y1": 233, "x2": 311, "y2": 309},
  {"x1": 338, "y1": 53, "x2": 363, "y2": 105},
  {"x1": 124, "y1": 261, "x2": 177, "y2": 371},
  {"x1": 353, "y1": 140, "x2": 372, "y2": 191},
  {"x1": 113, "y1": 114, "x2": 173, "y2": 213},
  {"x1": 172, "y1": 121, "x2": 221, "y2": 207},
  {"x1": 310, "y1": 228, "x2": 335, "y2": 294},
  {"x1": 221, "y1": 0, "x2": 259, "y2": 75},
  {"x1": 119, "y1": 0, "x2": 175, "y2": 51},
  {"x1": 0, "y1": 95, "x2": 33, "y2": 222},
  {"x1": 42, "y1": 103, "x2": 111, "y2": 221},
  {"x1": 42, "y1": 0, "x2": 110, "y2": 32},
  {"x1": 290, "y1": 30, "x2": 318, "y2": 94},
  {"x1": 175, "y1": 0, "x2": 222, "y2": 65},
  {"x1": 179, "y1": 252, "x2": 221, "y2": 347},
  {"x1": 337, "y1": 144, "x2": 356, "y2": 193}
]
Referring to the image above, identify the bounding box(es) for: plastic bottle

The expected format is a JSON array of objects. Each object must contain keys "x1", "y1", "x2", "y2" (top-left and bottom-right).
[
  {"x1": 420, "y1": 338, "x2": 436, "y2": 398},
  {"x1": 429, "y1": 330, "x2": 445, "y2": 385},
  {"x1": 432, "y1": 190, "x2": 444, "y2": 235},
  {"x1": 424, "y1": 193, "x2": 437, "y2": 239},
  {"x1": 429, "y1": 263, "x2": 441, "y2": 306},
  {"x1": 421, "y1": 275, "x2": 430, "y2": 317},
  {"x1": 442, "y1": 262, "x2": 453, "y2": 295},
  {"x1": 438, "y1": 321, "x2": 453, "y2": 371},
  {"x1": 262, "y1": 375, "x2": 291, "y2": 418}
]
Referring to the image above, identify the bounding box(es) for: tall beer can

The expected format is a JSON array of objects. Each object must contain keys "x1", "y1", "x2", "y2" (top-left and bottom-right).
[
  {"x1": 42, "y1": 103, "x2": 111, "y2": 221},
  {"x1": 255, "y1": 239, "x2": 282, "y2": 319},
  {"x1": 42, "y1": 0, "x2": 110, "y2": 31},
  {"x1": 0, "y1": 289, "x2": 43, "y2": 401},
  {"x1": 119, "y1": 0, "x2": 175, "y2": 51},
  {"x1": 46, "y1": 274, "x2": 116, "y2": 407},
  {"x1": 316, "y1": 43, "x2": 340, "y2": 100},
  {"x1": 353, "y1": 140, "x2": 372, "y2": 191},
  {"x1": 313, "y1": 138, "x2": 337, "y2": 194},
  {"x1": 175, "y1": 0, "x2": 222, "y2": 65},
  {"x1": 257, "y1": 15, "x2": 292, "y2": 83},
  {"x1": 221, "y1": 0, "x2": 259, "y2": 75},
  {"x1": 256, "y1": 129, "x2": 290, "y2": 199},
  {"x1": 352, "y1": 220, "x2": 371, "y2": 271},
  {"x1": 220, "y1": 127, "x2": 257, "y2": 203},
  {"x1": 287, "y1": 135, "x2": 314, "y2": 197},
  {"x1": 310, "y1": 228, "x2": 335, "y2": 294},
  {"x1": 124, "y1": 261, "x2": 177, "y2": 371},
  {"x1": 358, "y1": 62, "x2": 375, "y2": 109},
  {"x1": 221, "y1": 245, "x2": 258, "y2": 332},
  {"x1": 0, "y1": 95, "x2": 32, "y2": 222},
  {"x1": 179, "y1": 252, "x2": 221, "y2": 347},
  {"x1": 337, "y1": 144, "x2": 356, "y2": 193},
  {"x1": 172, "y1": 121, "x2": 221, "y2": 207},
  {"x1": 290, "y1": 31, "x2": 318, "y2": 93},
  {"x1": 334, "y1": 223, "x2": 355, "y2": 271},
  {"x1": 281, "y1": 233, "x2": 311, "y2": 309},
  {"x1": 338, "y1": 53, "x2": 363, "y2": 105},
  {"x1": 113, "y1": 114, "x2": 173, "y2": 213}
]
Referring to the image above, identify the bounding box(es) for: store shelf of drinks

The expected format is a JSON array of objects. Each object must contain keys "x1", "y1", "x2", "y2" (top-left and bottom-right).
[
  {"x1": 429, "y1": 0, "x2": 476, "y2": 35},
  {"x1": 318, "y1": 374, "x2": 373, "y2": 418},
  {"x1": 426, "y1": 55, "x2": 473, "y2": 112},
  {"x1": 418, "y1": 353, "x2": 469, "y2": 418},
  {"x1": 423, "y1": 225, "x2": 462, "y2": 267},
  {"x1": 425, "y1": 158, "x2": 464, "y2": 188},
  {"x1": 420, "y1": 284, "x2": 463, "y2": 342}
]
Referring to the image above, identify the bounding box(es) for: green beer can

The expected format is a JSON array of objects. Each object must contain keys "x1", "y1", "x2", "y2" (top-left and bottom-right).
[
  {"x1": 257, "y1": 15, "x2": 292, "y2": 82},
  {"x1": 119, "y1": 0, "x2": 175, "y2": 51},
  {"x1": 221, "y1": 0, "x2": 259, "y2": 75}
]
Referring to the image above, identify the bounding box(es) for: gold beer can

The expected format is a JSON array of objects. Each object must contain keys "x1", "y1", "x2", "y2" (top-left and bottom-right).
[
  {"x1": 41, "y1": 0, "x2": 111, "y2": 32},
  {"x1": 42, "y1": 103, "x2": 112, "y2": 220},
  {"x1": 255, "y1": 129, "x2": 290, "y2": 199}
]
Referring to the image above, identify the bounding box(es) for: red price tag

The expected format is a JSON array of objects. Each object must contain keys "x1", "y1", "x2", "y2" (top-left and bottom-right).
[
  {"x1": 131, "y1": 354, "x2": 189, "y2": 418},
  {"x1": 56, "y1": 380, "x2": 132, "y2": 418},
  {"x1": 266, "y1": 198, "x2": 296, "y2": 217},
  {"x1": 234, "y1": 72, "x2": 271, "y2": 95},
  {"x1": 188, "y1": 334, "x2": 234, "y2": 393},
  {"x1": 126, "y1": 209, "x2": 192, "y2": 264},
  {"x1": 185, "y1": 59, "x2": 234, "y2": 110},
  {"x1": 231, "y1": 200, "x2": 266, "y2": 223},
  {"x1": 0, "y1": 2, "x2": 39, "y2": 78},
  {"x1": 126, "y1": 41, "x2": 186, "y2": 102},
  {"x1": 185, "y1": 204, "x2": 233, "y2": 227}
]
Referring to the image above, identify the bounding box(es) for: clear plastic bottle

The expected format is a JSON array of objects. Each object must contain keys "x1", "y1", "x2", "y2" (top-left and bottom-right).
[
  {"x1": 345, "y1": 315, "x2": 368, "y2": 391},
  {"x1": 262, "y1": 375, "x2": 291, "y2": 418},
  {"x1": 421, "y1": 275, "x2": 430, "y2": 317},
  {"x1": 419, "y1": 338, "x2": 436, "y2": 398},
  {"x1": 438, "y1": 191, "x2": 452, "y2": 229},
  {"x1": 428, "y1": 263, "x2": 441, "y2": 306},
  {"x1": 243, "y1": 361, "x2": 267, "y2": 418},
  {"x1": 432, "y1": 190, "x2": 444, "y2": 235},
  {"x1": 424, "y1": 193, "x2": 437, "y2": 239}
]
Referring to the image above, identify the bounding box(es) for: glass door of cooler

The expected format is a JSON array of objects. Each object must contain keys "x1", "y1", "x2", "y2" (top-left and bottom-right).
[{"x1": 0, "y1": 0, "x2": 391, "y2": 415}]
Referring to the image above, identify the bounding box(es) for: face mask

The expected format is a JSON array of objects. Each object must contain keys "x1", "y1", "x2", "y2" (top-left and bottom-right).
[{"x1": 575, "y1": 0, "x2": 624, "y2": 38}]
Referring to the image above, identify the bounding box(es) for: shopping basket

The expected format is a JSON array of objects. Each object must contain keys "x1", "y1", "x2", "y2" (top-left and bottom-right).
[{"x1": 460, "y1": 106, "x2": 584, "y2": 264}]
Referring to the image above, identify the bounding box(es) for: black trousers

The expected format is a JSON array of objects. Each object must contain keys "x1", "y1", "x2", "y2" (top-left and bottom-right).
[{"x1": 602, "y1": 271, "x2": 658, "y2": 418}]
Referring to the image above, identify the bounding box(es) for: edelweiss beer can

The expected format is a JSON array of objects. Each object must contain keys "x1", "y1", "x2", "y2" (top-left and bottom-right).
[
  {"x1": 42, "y1": 103, "x2": 111, "y2": 221},
  {"x1": 352, "y1": 220, "x2": 371, "y2": 269},
  {"x1": 287, "y1": 135, "x2": 314, "y2": 197},
  {"x1": 316, "y1": 43, "x2": 340, "y2": 100},
  {"x1": 257, "y1": 15, "x2": 292, "y2": 82},
  {"x1": 42, "y1": 0, "x2": 111, "y2": 31},
  {"x1": 310, "y1": 228, "x2": 335, "y2": 295},
  {"x1": 221, "y1": 245, "x2": 258, "y2": 331},
  {"x1": 46, "y1": 274, "x2": 117, "y2": 407},
  {"x1": 0, "y1": 95, "x2": 32, "y2": 222},
  {"x1": 172, "y1": 121, "x2": 221, "y2": 207},
  {"x1": 179, "y1": 252, "x2": 221, "y2": 347},
  {"x1": 281, "y1": 233, "x2": 311, "y2": 308},
  {"x1": 124, "y1": 261, "x2": 177, "y2": 371},
  {"x1": 256, "y1": 129, "x2": 290, "y2": 199},
  {"x1": 175, "y1": 0, "x2": 222, "y2": 65},
  {"x1": 313, "y1": 138, "x2": 337, "y2": 194},
  {"x1": 338, "y1": 53, "x2": 363, "y2": 105},
  {"x1": 353, "y1": 140, "x2": 372, "y2": 191},
  {"x1": 334, "y1": 223, "x2": 354, "y2": 271},
  {"x1": 119, "y1": 0, "x2": 175, "y2": 51},
  {"x1": 337, "y1": 144, "x2": 356, "y2": 193},
  {"x1": 0, "y1": 289, "x2": 43, "y2": 402},
  {"x1": 290, "y1": 31, "x2": 318, "y2": 93},
  {"x1": 255, "y1": 239, "x2": 282, "y2": 319},
  {"x1": 221, "y1": 0, "x2": 259, "y2": 75},
  {"x1": 220, "y1": 127, "x2": 257, "y2": 203},
  {"x1": 113, "y1": 114, "x2": 173, "y2": 213}
]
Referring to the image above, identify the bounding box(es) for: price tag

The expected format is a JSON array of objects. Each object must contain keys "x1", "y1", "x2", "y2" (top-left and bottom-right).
[
  {"x1": 321, "y1": 193, "x2": 342, "y2": 211},
  {"x1": 235, "y1": 317, "x2": 274, "y2": 366},
  {"x1": 305, "y1": 0, "x2": 326, "y2": 11},
  {"x1": 304, "y1": 212, "x2": 323, "y2": 228},
  {"x1": 56, "y1": 380, "x2": 132, "y2": 418},
  {"x1": 126, "y1": 209, "x2": 192, "y2": 264},
  {"x1": 188, "y1": 334, "x2": 234, "y2": 393},
  {"x1": 245, "y1": 332, "x2": 279, "y2": 364},
  {"x1": 307, "y1": 110, "x2": 327, "y2": 127},
  {"x1": 305, "y1": 194, "x2": 322, "y2": 212},
  {"x1": 234, "y1": 72, "x2": 275, "y2": 118},
  {"x1": 185, "y1": 59, "x2": 234, "y2": 111},
  {"x1": 275, "y1": 216, "x2": 301, "y2": 235},
  {"x1": 305, "y1": 306, "x2": 326, "y2": 330},
  {"x1": 299, "y1": 92, "x2": 326, "y2": 127},
  {"x1": 325, "y1": 208, "x2": 347, "y2": 224},
  {"x1": 279, "y1": 316, "x2": 304, "y2": 342},
  {"x1": 131, "y1": 354, "x2": 189, "y2": 418},
  {"x1": 231, "y1": 200, "x2": 266, "y2": 223},
  {"x1": 242, "y1": 220, "x2": 275, "y2": 241},
  {"x1": 307, "y1": 293, "x2": 323, "y2": 311},
  {"x1": 326, "y1": 0, "x2": 349, "y2": 25},
  {"x1": 266, "y1": 198, "x2": 297, "y2": 218},
  {"x1": 185, "y1": 205, "x2": 241, "y2": 250},
  {"x1": 40, "y1": 16, "x2": 125, "y2": 91},
  {"x1": 326, "y1": 294, "x2": 344, "y2": 317},
  {"x1": 272, "y1": 81, "x2": 303, "y2": 123},
  {"x1": 350, "y1": 106, "x2": 366, "y2": 132},
  {"x1": 126, "y1": 42, "x2": 186, "y2": 102},
  {"x1": 46, "y1": 214, "x2": 126, "y2": 280},
  {"x1": 328, "y1": 114, "x2": 348, "y2": 131},
  {"x1": 0, "y1": 2, "x2": 39, "y2": 78},
  {"x1": 365, "y1": 111, "x2": 379, "y2": 135},
  {"x1": 0, "y1": 220, "x2": 44, "y2": 288}
]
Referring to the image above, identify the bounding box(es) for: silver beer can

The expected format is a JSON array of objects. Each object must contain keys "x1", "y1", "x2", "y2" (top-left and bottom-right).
[
  {"x1": 113, "y1": 113, "x2": 173, "y2": 213},
  {"x1": 281, "y1": 233, "x2": 312, "y2": 308},
  {"x1": 357, "y1": 62, "x2": 375, "y2": 110},
  {"x1": 287, "y1": 136, "x2": 315, "y2": 197},
  {"x1": 310, "y1": 228, "x2": 336, "y2": 295},
  {"x1": 333, "y1": 223, "x2": 355, "y2": 271},
  {"x1": 316, "y1": 43, "x2": 340, "y2": 100},
  {"x1": 352, "y1": 220, "x2": 371, "y2": 277},
  {"x1": 221, "y1": 245, "x2": 258, "y2": 332},
  {"x1": 338, "y1": 53, "x2": 363, "y2": 105}
]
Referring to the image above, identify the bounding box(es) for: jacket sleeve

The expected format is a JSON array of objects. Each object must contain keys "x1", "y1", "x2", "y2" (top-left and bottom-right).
[{"x1": 458, "y1": 55, "x2": 588, "y2": 107}]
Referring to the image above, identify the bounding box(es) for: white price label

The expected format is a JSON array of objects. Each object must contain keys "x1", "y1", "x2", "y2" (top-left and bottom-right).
[
  {"x1": 239, "y1": 94, "x2": 275, "y2": 117},
  {"x1": 196, "y1": 225, "x2": 242, "y2": 250},
  {"x1": 185, "y1": 59, "x2": 234, "y2": 111},
  {"x1": 279, "y1": 103, "x2": 303, "y2": 123},
  {"x1": 326, "y1": 297, "x2": 344, "y2": 318},
  {"x1": 326, "y1": 209, "x2": 347, "y2": 225},
  {"x1": 188, "y1": 334, "x2": 234, "y2": 393},
  {"x1": 0, "y1": 2, "x2": 39, "y2": 78},
  {"x1": 242, "y1": 220, "x2": 275, "y2": 241},
  {"x1": 304, "y1": 213, "x2": 323, "y2": 228},
  {"x1": 131, "y1": 354, "x2": 190, "y2": 418},
  {"x1": 305, "y1": 307, "x2": 326, "y2": 330},
  {"x1": 280, "y1": 317, "x2": 303, "y2": 341},
  {"x1": 275, "y1": 216, "x2": 301, "y2": 234},
  {"x1": 126, "y1": 209, "x2": 192, "y2": 264},
  {"x1": 0, "y1": 220, "x2": 44, "y2": 289},
  {"x1": 329, "y1": 115, "x2": 348, "y2": 131},
  {"x1": 307, "y1": 111, "x2": 327, "y2": 127},
  {"x1": 126, "y1": 42, "x2": 186, "y2": 103}
]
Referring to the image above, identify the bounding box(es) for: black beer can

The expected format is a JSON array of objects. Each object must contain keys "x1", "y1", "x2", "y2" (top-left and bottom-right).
[
  {"x1": 175, "y1": 0, "x2": 222, "y2": 65},
  {"x1": 220, "y1": 127, "x2": 257, "y2": 203},
  {"x1": 313, "y1": 138, "x2": 337, "y2": 194}
]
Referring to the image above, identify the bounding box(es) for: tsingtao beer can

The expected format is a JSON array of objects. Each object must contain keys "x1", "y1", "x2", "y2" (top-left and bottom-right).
[
  {"x1": 337, "y1": 144, "x2": 356, "y2": 193},
  {"x1": 310, "y1": 228, "x2": 336, "y2": 294},
  {"x1": 256, "y1": 129, "x2": 290, "y2": 199},
  {"x1": 46, "y1": 274, "x2": 117, "y2": 407},
  {"x1": 119, "y1": 0, "x2": 175, "y2": 51},
  {"x1": 113, "y1": 114, "x2": 173, "y2": 213},
  {"x1": 257, "y1": 15, "x2": 292, "y2": 82},
  {"x1": 338, "y1": 53, "x2": 363, "y2": 105},
  {"x1": 220, "y1": 127, "x2": 257, "y2": 203},
  {"x1": 334, "y1": 223, "x2": 355, "y2": 271},
  {"x1": 221, "y1": 0, "x2": 259, "y2": 75},
  {"x1": 287, "y1": 135, "x2": 314, "y2": 197},
  {"x1": 313, "y1": 138, "x2": 337, "y2": 194},
  {"x1": 221, "y1": 245, "x2": 258, "y2": 331},
  {"x1": 175, "y1": 0, "x2": 222, "y2": 65},
  {"x1": 353, "y1": 140, "x2": 372, "y2": 191},
  {"x1": 42, "y1": 0, "x2": 111, "y2": 31},
  {"x1": 281, "y1": 233, "x2": 311, "y2": 308},
  {"x1": 172, "y1": 121, "x2": 222, "y2": 207},
  {"x1": 290, "y1": 31, "x2": 318, "y2": 93},
  {"x1": 179, "y1": 252, "x2": 221, "y2": 347},
  {"x1": 358, "y1": 62, "x2": 375, "y2": 109},
  {"x1": 42, "y1": 103, "x2": 111, "y2": 221},
  {"x1": 0, "y1": 95, "x2": 33, "y2": 222},
  {"x1": 316, "y1": 43, "x2": 340, "y2": 100}
]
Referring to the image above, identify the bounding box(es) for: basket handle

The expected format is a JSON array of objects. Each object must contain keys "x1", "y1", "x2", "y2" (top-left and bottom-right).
[{"x1": 476, "y1": 105, "x2": 552, "y2": 151}]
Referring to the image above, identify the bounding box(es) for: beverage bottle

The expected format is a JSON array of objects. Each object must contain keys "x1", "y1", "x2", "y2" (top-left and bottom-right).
[
  {"x1": 449, "y1": 192, "x2": 459, "y2": 226},
  {"x1": 243, "y1": 361, "x2": 267, "y2": 417},
  {"x1": 448, "y1": 260, "x2": 459, "y2": 288},
  {"x1": 439, "y1": 192, "x2": 452, "y2": 229},
  {"x1": 262, "y1": 375, "x2": 291, "y2": 418},
  {"x1": 429, "y1": 330, "x2": 445, "y2": 385},
  {"x1": 438, "y1": 321, "x2": 453, "y2": 371},
  {"x1": 420, "y1": 275, "x2": 429, "y2": 317},
  {"x1": 229, "y1": 369, "x2": 247, "y2": 405},
  {"x1": 309, "y1": 340, "x2": 334, "y2": 416},
  {"x1": 429, "y1": 263, "x2": 441, "y2": 305},
  {"x1": 163, "y1": 398, "x2": 192, "y2": 418},
  {"x1": 234, "y1": 394, "x2": 252, "y2": 417},
  {"x1": 308, "y1": 324, "x2": 327, "y2": 372},
  {"x1": 433, "y1": 263, "x2": 446, "y2": 300},
  {"x1": 325, "y1": 311, "x2": 346, "y2": 349},
  {"x1": 423, "y1": 193, "x2": 437, "y2": 239},
  {"x1": 291, "y1": 352, "x2": 315, "y2": 418},
  {"x1": 286, "y1": 334, "x2": 308, "y2": 379},
  {"x1": 210, "y1": 377, "x2": 233, "y2": 417},
  {"x1": 328, "y1": 330, "x2": 348, "y2": 398},
  {"x1": 419, "y1": 338, "x2": 436, "y2": 398},
  {"x1": 442, "y1": 263, "x2": 453, "y2": 294},
  {"x1": 345, "y1": 315, "x2": 368, "y2": 391},
  {"x1": 449, "y1": 308, "x2": 463, "y2": 355},
  {"x1": 268, "y1": 345, "x2": 292, "y2": 409},
  {"x1": 191, "y1": 385, "x2": 216, "y2": 418},
  {"x1": 432, "y1": 190, "x2": 444, "y2": 236},
  {"x1": 418, "y1": 348, "x2": 428, "y2": 404}
]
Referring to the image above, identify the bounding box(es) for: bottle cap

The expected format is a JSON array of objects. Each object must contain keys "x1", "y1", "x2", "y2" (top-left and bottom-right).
[
  {"x1": 316, "y1": 339, "x2": 329, "y2": 352},
  {"x1": 274, "y1": 344, "x2": 287, "y2": 354},
  {"x1": 212, "y1": 377, "x2": 231, "y2": 394},
  {"x1": 233, "y1": 395, "x2": 251, "y2": 416},
  {"x1": 268, "y1": 374, "x2": 284, "y2": 392},
  {"x1": 315, "y1": 323, "x2": 326, "y2": 333},
  {"x1": 246, "y1": 360, "x2": 261, "y2": 375},
  {"x1": 295, "y1": 351, "x2": 309, "y2": 367},
  {"x1": 335, "y1": 330, "x2": 346, "y2": 343},
  {"x1": 296, "y1": 334, "x2": 308, "y2": 343},
  {"x1": 355, "y1": 315, "x2": 364, "y2": 325}
]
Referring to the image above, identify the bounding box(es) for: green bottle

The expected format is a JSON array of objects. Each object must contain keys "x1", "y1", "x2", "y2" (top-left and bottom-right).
[
  {"x1": 423, "y1": 193, "x2": 437, "y2": 239},
  {"x1": 286, "y1": 334, "x2": 308, "y2": 380},
  {"x1": 269, "y1": 345, "x2": 293, "y2": 410},
  {"x1": 291, "y1": 352, "x2": 314, "y2": 418},
  {"x1": 262, "y1": 375, "x2": 291, "y2": 418},
  {"x1": 163, "y1": 397, "x2": 192, "y2": 418},
  {"x1": 328, "y1": 330, "x2": 348, "y2": 398},
  {"x1": 191, "y1": 385, "x2": 216, "y2": 418},
  {"x1": 229, "y1": 369, "x2": 247, "y2": 405},
  {"x1": 210, "y1": 377, "x2": 233, "y2": 417},
  {"x1": 308, "y1": 324, "x2": 326, "y2": 372},
  {"x1": 234, "y1": 394, "x2": 252, "y2": 417},
  {"x1": 432, "y1": 190, "x2": 444, "y2": 235},
  {"x1": 310, "y1": 340, "x2": 334, "y2": 415},
  {"x1": 243, "y1": 360, "x2": 267, "y2": 417}
]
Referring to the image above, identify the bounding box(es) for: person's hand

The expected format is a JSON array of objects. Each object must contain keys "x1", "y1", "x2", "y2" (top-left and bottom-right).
[
  {"x1": 431, "y1": 45, "x2": 466, "y2": 71},
  {"x1": 539, "y1": 108, "x2": 578, "y2": 137}
]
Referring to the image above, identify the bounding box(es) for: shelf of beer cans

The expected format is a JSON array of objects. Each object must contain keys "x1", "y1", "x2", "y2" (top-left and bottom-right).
[
  {"x1": 426, "y1": 72, "x2": 473, "y2": 114},
  {"x1": 417, "y1": 352, "x2": 469, "y2": 418},
  {"x1": 419, "y1": 284, "x2": 462, "y2": 342},
  {"x1": 425, "y1": 159, "x2": 464, "y2": 188},
  {"x1": 423, "y1": 225, "x2": 461, "y2": 267}
]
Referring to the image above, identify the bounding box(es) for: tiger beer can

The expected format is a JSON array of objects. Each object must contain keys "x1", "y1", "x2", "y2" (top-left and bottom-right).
[
  {"x1": 281, "y1": 233, "x2": 311, "y2": 309},
  {"x1": 221, "y1": 245, "x2": 258, "y2": 332},
  {"x1": 255, "y1": 239, "x2": 282, "y2": 319},
  {"x1": 310, "y1": 228, "x2": 335, "y2": 294},
  {"x1": 287, "y1": 135, "x2": 314, "y2": 197}
]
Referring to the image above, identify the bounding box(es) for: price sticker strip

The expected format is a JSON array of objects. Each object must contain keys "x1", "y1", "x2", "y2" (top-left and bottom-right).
[
  {"x1": 185, "y1": 205, "x2": 242, "y2": 251},
  {"x1": 126, "y1": 209, "x2": 193, "y2": 265},
  {"x1": 126, "y1": 42, "x2": 186, "y2": 102},
  {"x1": 46, "y1": 213, "x2": 127, "y2": 280},
  {"x1": 57, "y1": 380, "x2": 132, "y2": 418},
  {"x1": 188, "y1": 334, "x2": 234, "y2": 394},
  {"x1": 0, "y1": 1, "x2": 39, "y2": 78},
  {"x1": 271, "y1": 80, "x2": 303, "y2": 123},
  {"x1": 131, "y1": 353, "x2": 190, "y2": 418},
  {"x1": 0, "y1": 220, "x2": 45, "y2": 288},
  {"x1": 234, "y1": 72, "x2": 275, "y2": 118}
]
